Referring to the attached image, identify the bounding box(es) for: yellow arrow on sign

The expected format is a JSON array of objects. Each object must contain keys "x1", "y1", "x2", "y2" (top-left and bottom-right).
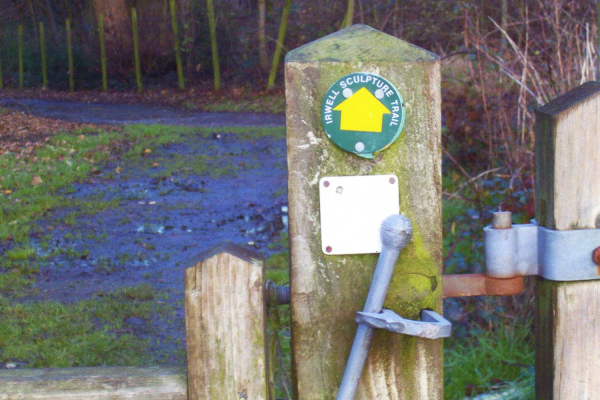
[{"x1": 333, "y1": 87, "x2": 391, "y2": 132}]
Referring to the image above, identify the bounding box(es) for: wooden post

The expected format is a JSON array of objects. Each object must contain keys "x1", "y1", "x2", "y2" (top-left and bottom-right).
[
  {"x1": 66, "y1": 19, "x2": 74, "y2": 92},
  {"x1": 205, "y1": 0, "x2": 220, "y2": 91},
  {"x1": 169, "y1": 0, "x2": 185, "y2": 90},
  {"x1": 131, "y1": 8, "x2": 142, "y2": 94},
  {"x1": 40, "y1": 22, "x2": 47, "y2": 89},
  {"x1": 266, "y1": 0, "x2": 290, "y2": 89},
  {"x1": 98, "y1": 14, "x2": 107, "y2": 92},
  {"x1": 535, "y1": 81, "x2": 600, "y2": 398},
  {"x1": 184, "y1": 242, "x2": 270, "y2": 400},
  {"x1": 18, "y1": 24, "x2": 23, "y2": 90},
  {"x1": 285, "y1": 24, "x2": 442, "y2": 399}
]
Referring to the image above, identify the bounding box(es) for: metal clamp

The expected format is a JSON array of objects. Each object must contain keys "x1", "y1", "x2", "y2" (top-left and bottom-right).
[
  {"x1": 484, "y1": 212, "x2": 600, "y2": 281},
  {"x1": 356, "y1": 309, "x2": 451, "y2": 339}
]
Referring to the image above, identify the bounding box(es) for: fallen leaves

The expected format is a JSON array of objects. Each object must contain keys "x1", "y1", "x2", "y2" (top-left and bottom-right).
[
  {"x1": 0, "y1": 108, "x2": 111, "y2": 159},
  {"x1": 31, "y1": 176, "x2": 43, "y2": 186}
]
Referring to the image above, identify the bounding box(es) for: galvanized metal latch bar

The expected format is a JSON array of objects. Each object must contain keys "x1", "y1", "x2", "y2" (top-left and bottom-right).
[
  {"x1": 485, "y1": 212, "x2": 600, "y2": 281},
  {"x1": 336, "y1": 214, "x2": 451, "y2": 400},
  {"x1": 356, "y1": 309, "x2": 451, "y2": 339}
]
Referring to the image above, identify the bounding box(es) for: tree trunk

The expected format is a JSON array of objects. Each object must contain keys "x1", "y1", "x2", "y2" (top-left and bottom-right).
[{"x1": 92, "y1": 0, "x2": 131, "y2": 73}]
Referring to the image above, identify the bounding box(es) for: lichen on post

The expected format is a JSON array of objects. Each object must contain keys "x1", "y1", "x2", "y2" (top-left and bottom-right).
[{"x1": 285, "y1": 24, "x2": 443, "y2": 399}]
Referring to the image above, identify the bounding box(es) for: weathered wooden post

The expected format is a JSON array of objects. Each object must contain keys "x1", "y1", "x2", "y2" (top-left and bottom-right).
[
  {"x1": 18, "y1": 24, "x2": 23, "y2": 90},
  {"x1": 131, "y1": 8, "x2": 142, "y2": 94},
  {"x1": 169, "y1": 0, "x2": 185, "y2": 90},
  {"x1": 184, "y1": 242, "x2": 270, "y2": 400},
  {"x1": 65, "y1": 19, "x2": 74, "y2": 92},
  {"x1": 40, "y1": 22, "x2": 47, "y2": 89},
  {"x1": 98, "y1": 14, "x2": 108, "y2": 92},
  {"x1": 285, "y1": 24, "x2": 442, "y2": 399},
  {"x1": 535, "y1": 81, "x2": 600, "y2": 398}
]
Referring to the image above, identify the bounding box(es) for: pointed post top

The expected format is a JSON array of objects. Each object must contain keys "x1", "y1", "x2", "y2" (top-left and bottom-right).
[
  {"x1": 187, "y1": 241, "x2": 263, "y2": 268},
  {"x1": 285, "y1": 24, "x2": 438, "y2": 63},
  {"x1": 537, "y1": 81, "x2": 600, "y2": 117}
]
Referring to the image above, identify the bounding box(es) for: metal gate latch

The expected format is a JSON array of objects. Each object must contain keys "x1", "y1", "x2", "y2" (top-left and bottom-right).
[
  {"x1": 356, "y1": 309, "x2": 451, "y2": 339},
  {"x1": 336, "y1": 214, "x2": 451, "y2": 400}
]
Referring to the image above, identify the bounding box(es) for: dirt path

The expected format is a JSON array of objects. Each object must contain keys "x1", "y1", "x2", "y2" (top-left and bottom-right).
[
  {"x1": 1, "y1": 98, "x2": 285, "y2": 127},
  {"x1": 3, "y1": 98, "x2": 289, "y2": 364}
]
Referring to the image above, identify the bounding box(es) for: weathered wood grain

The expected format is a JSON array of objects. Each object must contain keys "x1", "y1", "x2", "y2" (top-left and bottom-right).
[
  {"x1": 0, "y1": 365, "x2": 187, "y2": 399},
  {"x1": 535, "y1": 81, "x2": 600, "y2": 399},
  {"x1": 184, "y1": 242, "x2": 269, "y2": 400},
  {"x1": 285, "y1": 24, "x2": 442, "y2": 400}
]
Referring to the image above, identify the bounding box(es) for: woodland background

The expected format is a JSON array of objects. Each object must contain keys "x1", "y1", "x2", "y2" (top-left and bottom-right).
[{"x1": 1, "y1": 0, "x2": 598, "y2": 178}]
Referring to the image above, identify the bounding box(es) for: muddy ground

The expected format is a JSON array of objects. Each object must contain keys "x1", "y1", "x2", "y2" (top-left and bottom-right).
[{"x1": 2, "y1": 98, "x2": 288, "y2": 363}]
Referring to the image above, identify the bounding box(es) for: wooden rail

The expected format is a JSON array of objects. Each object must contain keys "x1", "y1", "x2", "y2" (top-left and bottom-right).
[{"x1": 0, "y1": 365, "x2": 187, "y2": 399}]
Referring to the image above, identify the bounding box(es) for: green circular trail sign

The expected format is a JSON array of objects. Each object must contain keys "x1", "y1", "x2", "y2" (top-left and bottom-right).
[{"x1": 321, "y1": 72, "x2": 406, "y2": 158}]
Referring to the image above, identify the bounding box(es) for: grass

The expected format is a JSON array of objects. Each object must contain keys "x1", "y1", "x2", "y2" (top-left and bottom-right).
[
  {"x1": 0, "y1": 284, "x2": 170, "y2": 368},
  {"x1": 444, "y1": 320, "x2": 535, "y2": 399}
]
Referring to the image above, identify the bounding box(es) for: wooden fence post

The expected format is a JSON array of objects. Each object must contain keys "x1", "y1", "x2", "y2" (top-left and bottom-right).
[
  {"x1": 266, "y1": 0, "x2": 290, "y2": 89},
  {"x1": 18, "y1": 24, "x2": 23, "y2": 90},
  {"x1": 131, "y1": 8, "x2": 142, "y2": 94},
  {"x1": 169, "y1": 0, "x2": 184, "y2": 90},
  {"x1": 98, "y1": 14, "x2": 107, "y2": 92},
  {"x1": 65, "y1": 19, "x2": 74, "y2": 92},
  {"x1": 205, "y1": 0, "x2": 220, "y2": 91},
  {"x1": 285, "y1": 24, "x2": 443, "y2": 399},
  {"x1": 184, "y1": 242, "x2": 270, "y2": 400},
  {"x1": 535, "y1": 81, "x2": 600, "y2": 398},
  {"x1": 40, "y1": 22, "x2": 47, "y2": 89}
]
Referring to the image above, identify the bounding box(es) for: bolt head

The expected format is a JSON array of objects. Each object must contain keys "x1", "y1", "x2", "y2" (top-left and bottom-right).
[{"x1": 593, "y1": 247, "x2": 600, "y2": 265}]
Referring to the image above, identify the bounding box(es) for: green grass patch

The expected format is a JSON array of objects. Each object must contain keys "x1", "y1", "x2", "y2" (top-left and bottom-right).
[
  {"x1": 5, "y1": 246, "x2": 36, "y2": 261},
  {"x1": 0, "y1": 272, "x2": 34, "y2": 297},
  {"x1": 444, "y1": 319, "x2": 534, "y2": 399},
  {"x1": 202, "y1": 94, "x2": 285, "y2": 114},
  {"x1": 0, "y1": 285, "x2": 170, "y2": 368}
]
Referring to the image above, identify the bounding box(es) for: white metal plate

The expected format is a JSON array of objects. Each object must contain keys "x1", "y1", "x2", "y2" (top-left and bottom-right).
[{"x1": 319, "y1": 175, "x2": 399, "y2": 255}]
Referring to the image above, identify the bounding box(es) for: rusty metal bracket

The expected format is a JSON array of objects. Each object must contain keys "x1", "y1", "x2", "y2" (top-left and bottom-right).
[
  {"x1": 444, "y1": 211, "x2": 600, "y2": 298},
  {"x1": 443, "y1": 274, "x2": 524, "y2": 298}
]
